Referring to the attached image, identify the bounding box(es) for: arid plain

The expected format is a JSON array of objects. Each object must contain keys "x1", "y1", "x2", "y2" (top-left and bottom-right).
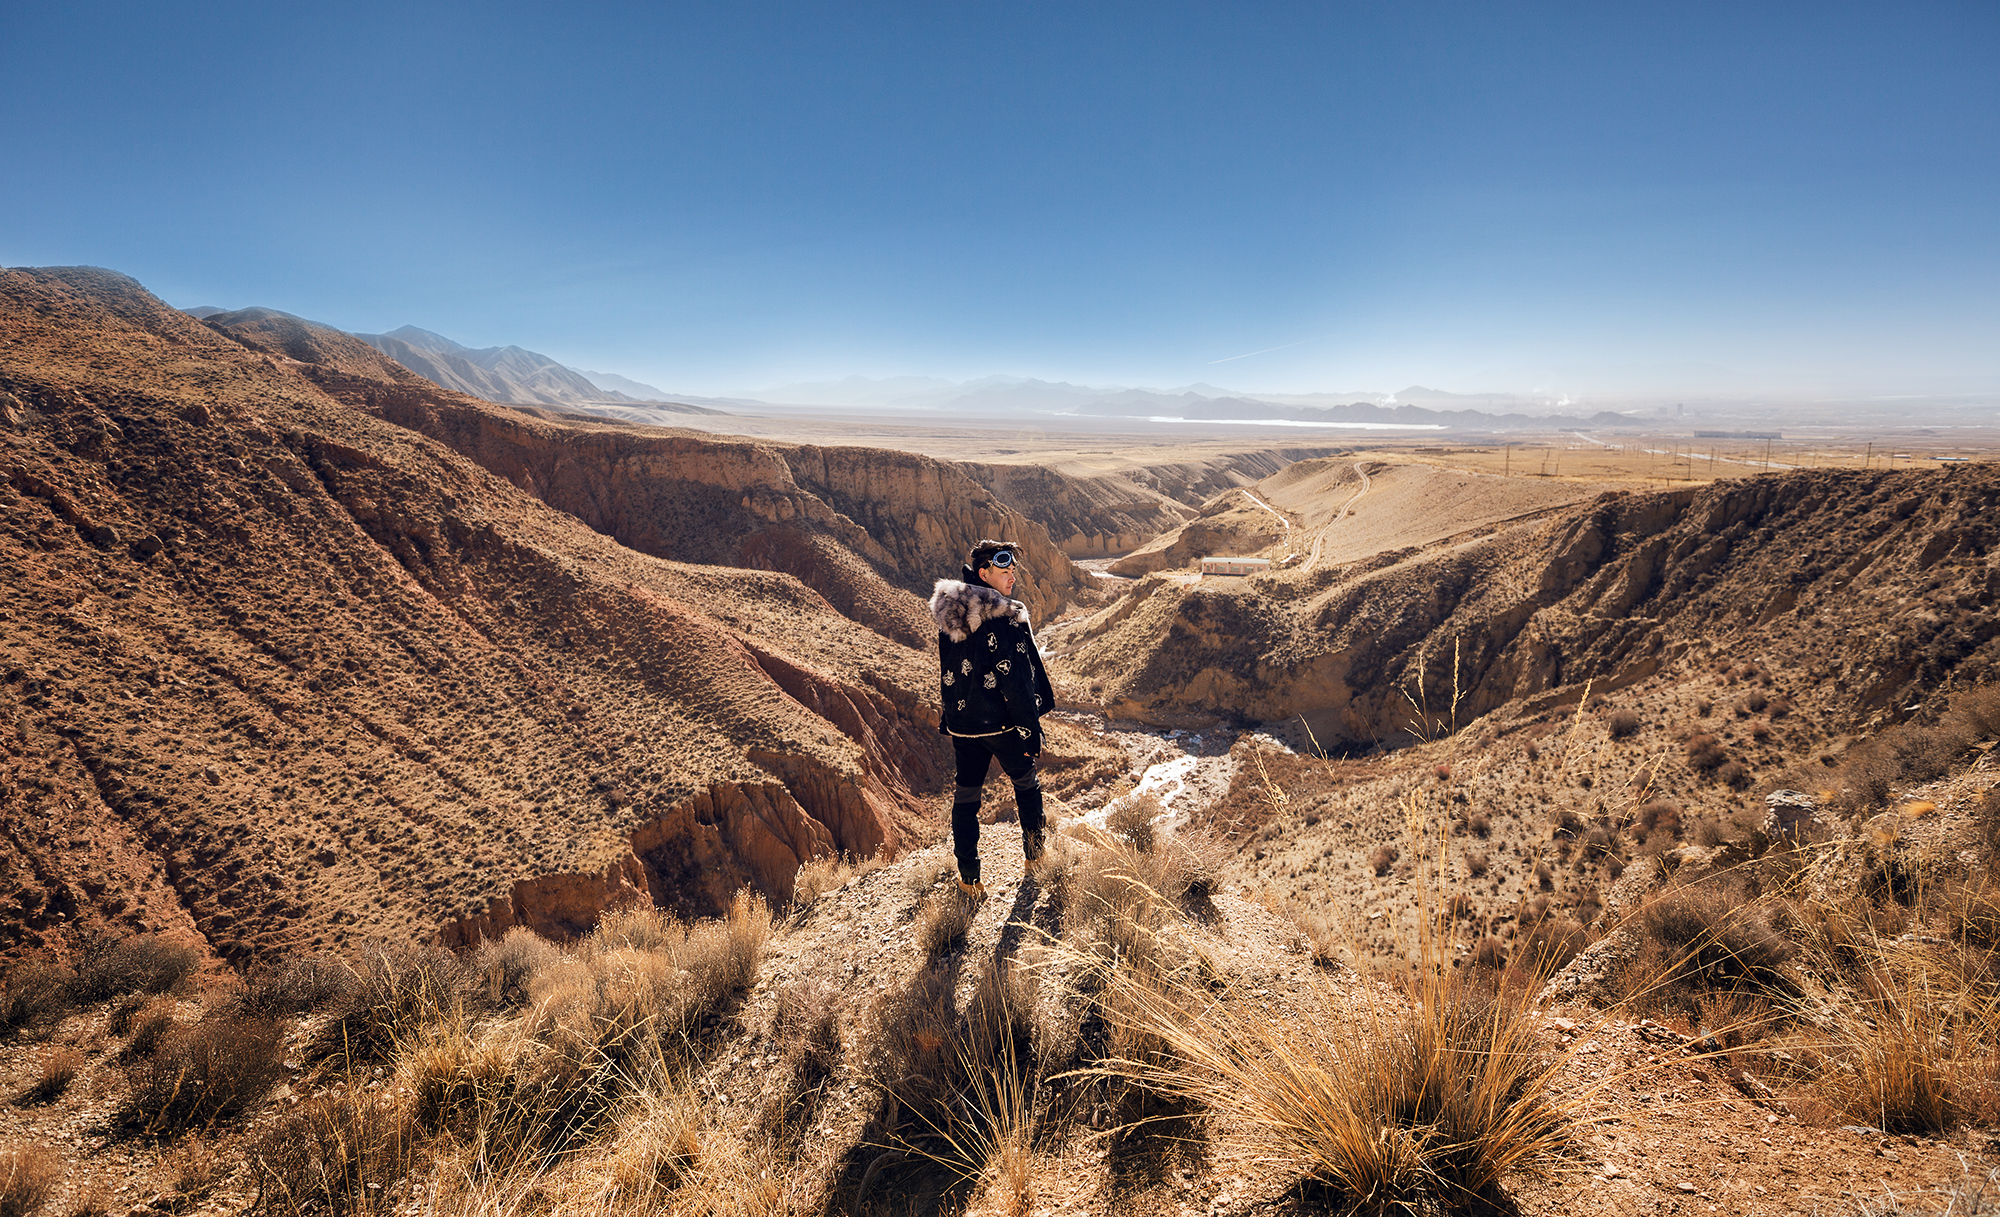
[{"x1": 3, "y1": 266, "x2": 2000, "y2": 1216}]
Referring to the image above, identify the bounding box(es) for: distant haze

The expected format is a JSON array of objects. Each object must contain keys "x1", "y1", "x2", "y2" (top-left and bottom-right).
[{"x1": 5, "y1": 4, "x2": 1994, "y2": 410}]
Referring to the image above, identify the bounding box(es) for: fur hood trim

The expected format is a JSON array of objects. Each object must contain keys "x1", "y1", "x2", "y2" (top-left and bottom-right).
[{"x1": 930, "y1": 579, "x2": 1030, "y2": 643}]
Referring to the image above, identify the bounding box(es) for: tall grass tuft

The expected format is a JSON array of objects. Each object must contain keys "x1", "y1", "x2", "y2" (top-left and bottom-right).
[
  {"x1": 1796, "y1": 918, "x2": 2000, "y2": 1134},
  {"x1": 1080, "y1": 789, "x2": 1573, "y2": 1213},
  {"x1": 251, "y1": 1093, "x2": 416, "y2": 1217},
  {"x1": 0, "y1": 1145, "x2": 56, "y2": 1217}
]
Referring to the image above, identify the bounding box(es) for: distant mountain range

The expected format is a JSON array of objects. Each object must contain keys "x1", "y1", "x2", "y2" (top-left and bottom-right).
[
  {"x1": 180, "y1": 310, "x2": 726, "y2": 415},
  {"x1": 741, "y1": 375, "x2": 1629, "y2": 430}
]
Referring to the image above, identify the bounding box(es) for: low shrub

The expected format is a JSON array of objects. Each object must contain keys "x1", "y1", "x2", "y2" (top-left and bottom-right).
[
  {"x1": 470, "y1": 926, "x2": 561, "y2": 1009},
  {"x1": 68, "y1": 936, "x2": 199, "y2": 1004},
  {"x1": 759, "y1": 980, "x2": 844, "y2": 1147},
  {"x1": 123, "y1": 1013, "x2": 287, "y2": 1134},
  {"x1": 317, "y1": 943, "x2": 471, "y2": 1067},
  {"x1": 1106, "y1": 794, "x2": 1162, "y2": 853},
  {"x1": 238, "y1": 956, "x2": 354, "y2": 1017},
  {"x1": 1369, "y1": 846, "x2": 1399, "y2": 877},
  {"x1": 17, "y1": 1049, "x2": 79, "y2": 1106},
  {"x1": 1685, "y1": 733, "x2": 1727, "y2": 773},
  {"x1": 1094, "y1": 961, "x2": 1565, "y2": 1212},
  {"x1": 1718, "y1": 761, "x2": 1751, "y2": 791},
  {"x1": 1606, "y1": 708, "x2": 1642, "y2": 739},
  {"x1": 123, "y1": 999, "x2": 178, "y2": 1059},
  {"x1": 0, "y1": 962, "x2": 74, "y2": 1035},
  {"x1": 1515, "y1": 916, "x2": 1585, "y2": 977},
  {"x1": 1636, "y1": 882, "x2": 1792, "y2": 995},
  {"x1": 1464, "y1": 852, "x2": 1489, "y2": 879},
  {"x1": 916, "y1": 888, "x2": 978, "y2": 957},
  {"x1": 1634, "y1": 800, "x2": 1682, "y2": 841},
  {"x1": 789, "y1": 852, "x2": 850, "y2": 907}
]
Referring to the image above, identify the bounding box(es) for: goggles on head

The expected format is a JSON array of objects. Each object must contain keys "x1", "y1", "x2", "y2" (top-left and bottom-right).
[{"x1": 985, "y1": 549, "x2": 1016, "y2": 570}]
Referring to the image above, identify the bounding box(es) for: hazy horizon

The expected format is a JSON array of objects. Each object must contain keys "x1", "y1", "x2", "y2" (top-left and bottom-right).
[{"x1": 6, "y1": 2, "x2": 1995, "y2": 409}]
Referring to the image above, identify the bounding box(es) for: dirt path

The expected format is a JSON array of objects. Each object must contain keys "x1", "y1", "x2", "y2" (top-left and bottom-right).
[
  {"x1": 1237, "y1": 488, "x2": 1293, "y2": 556},
  {"x1": 1299, "y1": 461, "x2": 1371, "y2": 574}
]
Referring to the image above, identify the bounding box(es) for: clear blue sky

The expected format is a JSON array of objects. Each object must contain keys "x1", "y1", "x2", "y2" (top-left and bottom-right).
[{"x1": 4, "y1": 2, "x2": 1995, "y2": 400}]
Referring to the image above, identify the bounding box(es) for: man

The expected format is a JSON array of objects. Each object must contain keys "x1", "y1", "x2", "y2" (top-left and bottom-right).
[{"x1": 929, "y1": 539, "x2": 1054, "y2": 898}]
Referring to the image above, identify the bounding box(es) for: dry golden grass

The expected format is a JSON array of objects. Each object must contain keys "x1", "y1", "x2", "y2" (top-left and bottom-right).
[
  {"x1": 17, "y1": 1049, "x2": 78, "y2": 1106},
  {"x1": 1791, "y1": 913, "x2": 2000, "y2": 1134},
  {"x1": 0, "y1": 1146, "x2": 56, "y2": 1217},
  {"x1": 914, "y1": 888, "x2": 979, "y2": 956}
]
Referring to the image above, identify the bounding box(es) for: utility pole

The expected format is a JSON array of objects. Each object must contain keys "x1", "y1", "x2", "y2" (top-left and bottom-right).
[{"x1": 1864, "y1": 442, "x2": 1872, "y2": 470}]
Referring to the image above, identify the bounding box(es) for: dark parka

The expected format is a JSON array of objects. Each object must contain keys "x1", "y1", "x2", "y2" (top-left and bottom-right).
[{"x1": 929, "y1": 566, "x2": 1054, "y2": 746}]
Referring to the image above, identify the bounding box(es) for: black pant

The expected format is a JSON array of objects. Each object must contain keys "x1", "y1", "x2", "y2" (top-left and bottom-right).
[{"x1": 950, "y1": 733, "x2": 1044, "y2": 885}]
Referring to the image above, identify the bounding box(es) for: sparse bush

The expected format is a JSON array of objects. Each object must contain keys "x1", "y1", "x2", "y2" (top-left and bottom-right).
[
  {"x1": 1979, "y1": 787, "x2": 2000, "y2": 859},
  {"x1": 1516, "y1": 916, "x2": 1585, "y2": 976},
  {"x1": 1465, "y1": 852, "x2": 1489, "y2": 879},
  {"x1": 1106, "y1": 794, "x2": 1162, "y2": 852},
  {"x1": 319, "y1": 942, "x2": 471, "y2": 1066},
  {"x1": 68, "y1": 935, "x2": 199, "y2": 1004},
  {"x1": 1695, "y1": 698, "x2": 1714, "y2": 717},
  {"x1": 1551, "y1": 809, "x2": 1582, "y2": 840},
  {"x1": 159, "y1": 1142, "x2": 220, "y2": 1204},
  {"x1": 916, "y1": 888, "x2": 978, "y2": 956},
  {"x1": 0, "y1": 1145, "x2": 57, "y2": 1217},
  {"x1": 1294, "y1": 910, "x2": 1343, "y2": 969},
  {"x1": 1606, "y1": 709, "x2": 1641, "y2": 739},
  {"x1": 1468, "y1": 813, "x2": 1491, "y2": 838},
  {"x1": 1693, "y1": 816, "x2": 1725, "y2": 848},
  {"x1": 238, "y1": 956, "x2": 354, "y2": 1017},
  {"x1": 789, "y1": 852, "x2": 850, "y2": 907},
  {"x1": 1093, "y1": 959, "x2": 1564, "y2": 1212},
  {"x1": 0, "y1": 962, "x2": 74, "y2": 1035},
  {"x1": 17, "y1": 1049, "x2": 79, "y2": 1106},
  {"x1": 1685, "y1": 733, "x2": 1727, "y2": 772},
  {"x1": 251, "y1": 1093, "x2": 416, "y2": 1217},
  {"x1": 123, "y1": 1013, "x2": 286, "y2": 1134},
  {"x1": 1717, "y1": 760, "x2": 1751, "y2": 791},
  {"x1": 1369, "y1": 846, "x2": 1399, "y2": 877},
  {"x1": 1751, "y1": 721, "x2": 1772, "y2": 742},
  {"x1": 1580, "y1": 828, "x2": 1614, "y2": 864},
  {"x1": 759, "y1": 980, "x2": 844, "y2": 1146},
  {"x1": 863, "y1": 957, "x2": 1037, "y2": 1196},
  {"x1": 404, "y1": 1020, "x2": 513, "y2": 1139},
  {"x1": 1634, "y1": 800, "x2": 1682, "y2": 841},
  {"x1": 1635, "y1": 883, "x2": 1792, "y2": 996},
  {"x1": 1737, "y1": 691, "x2": 1769, "y2": 716},
  {"x1": 471, "y1": 926, "x2": 561, "y2": 1008},
  {"x1": 1809, "y1": 942, "x2": 2000, "y2": 1135},
  {"x1": 123, "y1": 999, "x2": 177, "y2": 1059}
]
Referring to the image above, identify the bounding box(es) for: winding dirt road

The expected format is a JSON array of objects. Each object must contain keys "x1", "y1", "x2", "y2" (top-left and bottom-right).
[{"x1": 1298, "y1": 462, "x2": 1371, "y2": 574}]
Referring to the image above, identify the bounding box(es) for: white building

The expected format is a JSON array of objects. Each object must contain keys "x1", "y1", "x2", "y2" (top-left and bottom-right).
[{"x1": 1200, "y1": 556, "x2": 1272, "y2": 577}]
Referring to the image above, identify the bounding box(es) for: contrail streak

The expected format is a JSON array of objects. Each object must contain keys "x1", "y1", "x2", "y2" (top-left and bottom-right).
[{"x1": 1208, "y1": 335, "x2": 1329, "y2": 364}]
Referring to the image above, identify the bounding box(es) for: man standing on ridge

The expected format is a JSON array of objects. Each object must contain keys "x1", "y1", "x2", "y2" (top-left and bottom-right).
[{"x1": 929, "y1": 539, "x2": 1054, "y2": 899}]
